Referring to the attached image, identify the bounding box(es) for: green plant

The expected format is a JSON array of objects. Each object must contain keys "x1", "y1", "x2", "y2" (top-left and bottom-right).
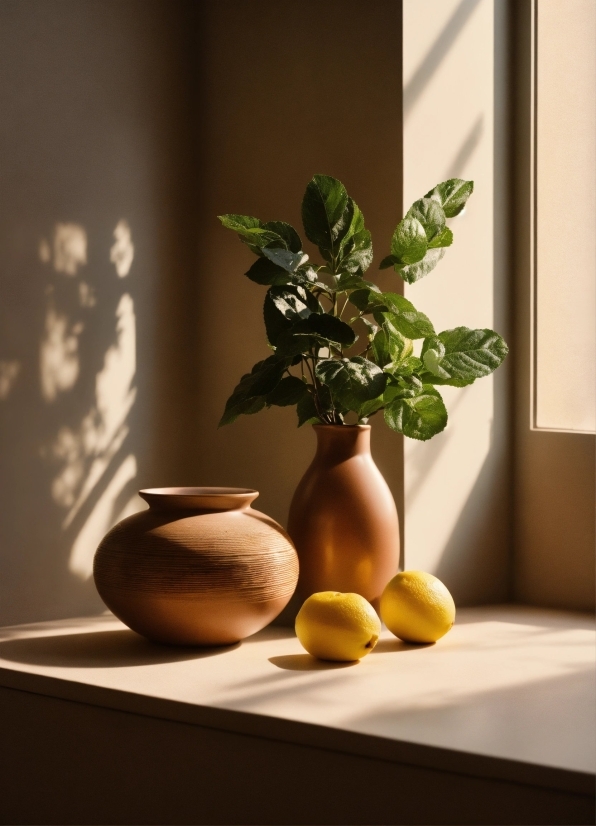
[{"x1": 217, "y1": 175, "x2": 508, "y2": 441}]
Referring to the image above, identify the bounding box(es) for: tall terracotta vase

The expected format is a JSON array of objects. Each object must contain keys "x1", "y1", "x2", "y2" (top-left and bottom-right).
[
  {"x1": 287, "y1": 425, "x2": 400, "y2": 610},
  {"x1": 94, "y1": 487, "x2": 298, "y2": 646}
]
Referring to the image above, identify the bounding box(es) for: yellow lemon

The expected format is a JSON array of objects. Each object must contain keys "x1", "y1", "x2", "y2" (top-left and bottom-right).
[
  {"x1": 295, "y1": 591, "x2": 381, "y2": 661},
  {"x1": 380, "y1": 571, "x2": 455, "y2": 643}
]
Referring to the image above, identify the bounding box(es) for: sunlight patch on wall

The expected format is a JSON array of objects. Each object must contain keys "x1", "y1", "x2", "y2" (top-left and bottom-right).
[
  {"x1": 37, "y1": 220, "x2": 141, "y2": 580},
  {"x1": 69, "y1": 454, "x2": 138, "y2": 579},
  {"x1": 0, "y1": 360, "x2": 21, "y2": 400},
  {"x1": 52, "y1": 293, "x2": 137, "y2": 524},
  {"x1": 39, "y1": 223, "x2": 88, "y2": 276},
  {"x1": 64, "y1": 293, "x2": 140, "y2": 579},
  {"x1": 40, "y1": 304, "x2": 83, "y2": 402},
  {"x1": 110, "y1": 220, "x2": 135, "y2": 277}
]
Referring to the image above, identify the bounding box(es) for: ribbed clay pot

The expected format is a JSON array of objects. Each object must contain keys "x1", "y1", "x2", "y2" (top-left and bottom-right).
[
  {"x1": 287, "y1": 425, "x2": 400, "y2": 610},
  {"x1": 93, "y1": 487, "x2": 298, "y2": 646}
]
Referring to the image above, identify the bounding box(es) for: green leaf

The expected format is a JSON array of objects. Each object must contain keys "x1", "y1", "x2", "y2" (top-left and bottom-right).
[
  {"x1": 371, "y1": 321, "x2": 413, "y2": 369},
  {"x1": 377, "y1": 293, "x2": 435, "y2": 339},
  {"x1": 349, "y1": 288, "x2": 435, "y2": 339},
  {"x1": 266, "y1": 376, "x2": 309, "y2": 407},
  {"x1": 425, "y1": 178, "x2": 474, "y2": 218},
  {"x1": 275, "y1": 313, "x2": 356, "y2": 358},
  {"x1": 421, "y1": 338, "x2": 450, "y2": 379},
  {"x1": 379, "y1": 255, "x2": 397, "y2": 270},
  {"x1": 336, "y1": 273, "x2": 378, "y2": 292},
  {"x1": 428, "y1": 227, "x2": 453, "y2": 249},
  {"x1": 246, "y1": 257, "x2": 293, "y2": 286},
  {"x1": 406, "y1": 198, "x2": 446, "y2": 244},
  {"x1": 398, "y1": 248, "x2": 446, "y2": 284},
  {"x1": 384, "y1": 385, "x2": 448, "y2": 441},
  {"x1": 336, "y1": 197, "x2": 363, "y2": 249},
  {"x1": 357, "y1": 395, "x2": 385, "y2": 420},
  {"x1": 341, "y1": 228, "x2": 373, "y2": 273},
  {"x1": 388, "y1": 355, "x2": 423, "y2": 377},
  {"x1": 296, "y1": 265, "x2": 320, "y2": 284},
  {"x1": 218, "y1": 214, "x2": 285, "y2": 252},
  {"x1": 420, "y1": 327, "x2": 509, "y2": 387},
  {"x1": 306, "y1": 314, "x2": 356, "y2": 347},
  {"x1": 219, "y1": 355, "x2": 287, "y2": 426},
  {"x1": 219, "y1": 395, "x2": 267, "y2": 426},
  {"x1": 316, "y1": 357, "x2": 387, "y2": 409},
  {"x1": 337, "y1": 199, "x2": 373, "y2": 273},
  {"x1": 371, "y1": 329, "x2": 392, "y2": 368},
  {"x1": 246, "y1": 258, "x2": 318, "y2": 288},
  {"x1": 301, "y1": 175, "x2": 350, "y2": 258},
  {"x1": 262, "y1": 221, "x2": 302, "y2": 252},
  {"x1": 296, "y1": 393, "x2": 321, "y2": 427},
  {"x1": 391, "y1": 216, "x2": 428, "y2": 264},
  {"x1": 348, "y1": 288, "x2": 376, "y2": 312},
  {"x1": 384, "y1": 375, "x2": 423, "y2": 401},
  {"x1": 237, "y1": 355, "x2": 287, "y2": 397},
  {"x1": 268, "y1": 286, "x2": 323, "y2": 321},
  {"x1": 218, "y1": 213, "x2": 262, "y2": 235},
  {"x1": 262, "y1": 247, "x2": 309, "y2": 273},
  {"x1": 263, "y1": 286, "x2": 321, "y2": 346}
]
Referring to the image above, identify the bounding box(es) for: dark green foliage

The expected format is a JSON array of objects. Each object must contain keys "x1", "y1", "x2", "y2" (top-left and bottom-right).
[
  {"x1": 217, "y1": 175, "x2": 507, "y2": 440},
  {"x1": 316, "y1": 357, "x2": 387, "y2": 409}
]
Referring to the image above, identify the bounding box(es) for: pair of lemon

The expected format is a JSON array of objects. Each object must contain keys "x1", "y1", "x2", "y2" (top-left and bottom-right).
[{"x1": 295, "y1": 571, "x2": 455, "y2": 662}]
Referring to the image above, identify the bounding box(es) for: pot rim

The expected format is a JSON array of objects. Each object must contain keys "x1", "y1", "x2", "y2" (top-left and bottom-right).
[
  {"x1": 139, "y1": 486, "x2": 258, "y2": 497},
  {"x1": 138, "y1": 487, "x2": 259, "y2": 511}
]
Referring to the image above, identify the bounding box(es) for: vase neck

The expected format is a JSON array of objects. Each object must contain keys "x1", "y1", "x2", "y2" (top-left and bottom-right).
[
  {"x1": 138, "y1": 487, "x2": 258, "y2": 512},
  {"x1": 313, "y1": 425, "x2": 371, "y2": 463}
]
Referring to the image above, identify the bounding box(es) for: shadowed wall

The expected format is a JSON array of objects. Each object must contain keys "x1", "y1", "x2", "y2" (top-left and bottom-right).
[
  {"x1": 0, "y1": 0, "x2": 199, "y2": 624},
  {"x1": 0, "y1": 0, "x2": 403, "y2": 625}
]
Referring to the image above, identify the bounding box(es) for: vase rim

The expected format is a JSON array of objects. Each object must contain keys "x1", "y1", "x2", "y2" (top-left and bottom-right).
[
  {"x1": 138, "y1": 487, "x2": 259, "y2": 511},
  {"x1": 312, "y1": 424, "x2": 371, "y2": 431}
]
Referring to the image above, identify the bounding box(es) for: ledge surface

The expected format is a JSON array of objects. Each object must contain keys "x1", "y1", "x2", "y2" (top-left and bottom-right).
[{"x1": 0, "y1": 605, "x2": 593, "y2": 795}]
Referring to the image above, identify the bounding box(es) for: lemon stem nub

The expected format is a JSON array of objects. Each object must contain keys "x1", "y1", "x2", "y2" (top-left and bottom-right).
[{"x1": 365, "y1": 634, "x2": 379, "y2": 649}]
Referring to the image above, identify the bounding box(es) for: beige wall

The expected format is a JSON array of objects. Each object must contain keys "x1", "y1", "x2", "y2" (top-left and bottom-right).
[
  {"x1": 401, "y1": 0, "x2": 512, "y2": 604},
  {"x1": 0, "y1": 0, "x2": 199, "y2": 624},
  {"x1": 0, "y1": 0, "x2": 404, "y2": 624},
  {"x1": 535, "y1": 0, "x2": 596, "y2": 433}
]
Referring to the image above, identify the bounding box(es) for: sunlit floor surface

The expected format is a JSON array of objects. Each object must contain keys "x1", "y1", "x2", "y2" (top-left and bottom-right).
[{"x1": 0, "y1": 605, "x2": 593, "y2": 787}]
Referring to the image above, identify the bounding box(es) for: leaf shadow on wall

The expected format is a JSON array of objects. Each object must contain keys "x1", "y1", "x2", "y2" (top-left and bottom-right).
[{"x1": 0, "y1": 218, "x2": 142, "y2": 623}]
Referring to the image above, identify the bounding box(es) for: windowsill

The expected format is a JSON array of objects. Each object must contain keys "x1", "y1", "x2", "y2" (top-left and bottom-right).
[{"x1": 0, "y1": 605, "x2": 593, "y2": 796}]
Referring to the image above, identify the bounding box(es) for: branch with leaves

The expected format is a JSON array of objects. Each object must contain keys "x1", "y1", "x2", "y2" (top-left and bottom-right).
[{"x1": 217, "y1": 176, "x2": 508, "y2": 441}]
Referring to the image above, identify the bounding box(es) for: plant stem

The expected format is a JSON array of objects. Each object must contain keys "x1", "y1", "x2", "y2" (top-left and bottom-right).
[
  {"x1": 338, "y1": 295, "x2": 350, "y2": 319},
  {"x1": 304, "y1": 356, "x2": 325, "y2": 421}
]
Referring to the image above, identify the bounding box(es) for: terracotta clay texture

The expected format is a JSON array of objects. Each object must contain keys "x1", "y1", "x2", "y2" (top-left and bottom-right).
[
  {"x1": 93, "y1": 488, "x2": 298, "y2": 646},
  {"x1": 288, "y1": 425, "x2": 400, "y2": 610}
]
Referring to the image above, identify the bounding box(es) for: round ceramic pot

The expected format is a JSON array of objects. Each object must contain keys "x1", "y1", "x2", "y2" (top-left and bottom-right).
[
  {"x1": 93, "y1": 487, "x2": 298, "y2": 646},
  {"x1": 287, "y1": 425, "x2": 400, "y2": 610}
]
